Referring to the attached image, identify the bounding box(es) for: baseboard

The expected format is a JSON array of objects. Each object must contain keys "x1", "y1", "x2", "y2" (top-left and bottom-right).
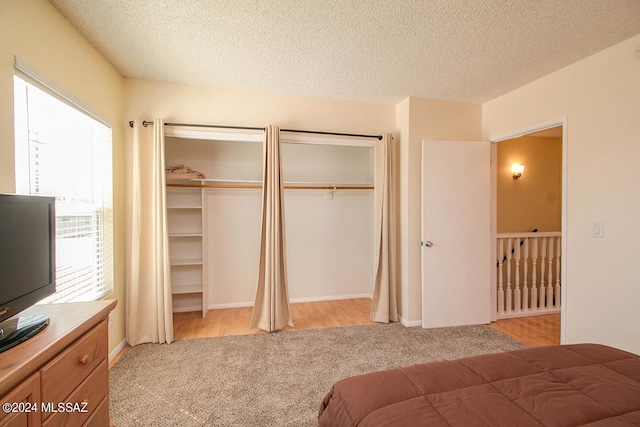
[
  {"x1": 399, "y1": 315, "x2": 422, "y2": 328},
  {"x1": 205, "y1": 294, "x2": 373, "y2": 310},
  {"x1": 497, "y1": 308, "x2": 561, "y2": 320},
  {"x1": 109, "y1": 338, "x2": 128, "y2": 363},
  {"x1": 290, "y1": 294, "x2": 372, "y2": 304},
  {"x1": 172, "y1": 305, "x2": 205, "y2": 313},
  {"x1": 208, "y1": 301, "x2": 253, "y2": 310}
]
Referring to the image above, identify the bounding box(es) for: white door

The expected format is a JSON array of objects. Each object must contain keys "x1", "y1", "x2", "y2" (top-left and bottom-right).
[{"x1": 421, "y1": 140, "x2": 491, "y2": 328}]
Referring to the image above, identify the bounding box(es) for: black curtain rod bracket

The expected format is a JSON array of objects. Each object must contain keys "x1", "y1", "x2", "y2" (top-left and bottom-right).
[{"x1": 129, "y1": 120, "x2": 382, "y2": 140}]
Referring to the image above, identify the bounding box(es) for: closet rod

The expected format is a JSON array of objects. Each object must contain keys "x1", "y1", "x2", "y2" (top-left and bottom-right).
[{"x1": 128, "y1": 120, "x2": 383, "y2": 140}]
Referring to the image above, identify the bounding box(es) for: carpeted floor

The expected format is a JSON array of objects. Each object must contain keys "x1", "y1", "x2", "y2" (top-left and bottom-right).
[{"x1": 109, "y1": 322, "x2": 526, "y2": 427}]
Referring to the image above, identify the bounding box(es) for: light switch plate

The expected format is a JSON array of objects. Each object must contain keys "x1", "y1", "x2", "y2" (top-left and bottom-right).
[{"x1": 591, "y1": 222, "x2": 604, "y2": 238}]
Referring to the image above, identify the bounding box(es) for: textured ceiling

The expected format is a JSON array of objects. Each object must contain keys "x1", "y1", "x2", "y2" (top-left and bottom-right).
[{"x1": 48, "y1": 0, "x2": 640, "y2": 105}]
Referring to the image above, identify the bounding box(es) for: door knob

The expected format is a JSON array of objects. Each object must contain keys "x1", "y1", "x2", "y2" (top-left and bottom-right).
[{"x1": 423, "y1": 241, "x2": 433, "y2": 247}]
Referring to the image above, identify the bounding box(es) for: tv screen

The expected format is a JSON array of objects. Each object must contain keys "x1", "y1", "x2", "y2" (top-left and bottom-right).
[{"x1": 0, "y1": 194, "x2": 56, "y2": 346}]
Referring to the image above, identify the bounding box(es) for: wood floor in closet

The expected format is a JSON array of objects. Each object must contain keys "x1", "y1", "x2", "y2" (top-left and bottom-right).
[
  {"x1": 172, "y1": 298, "x2": 377, "y2": 340},
  {"x1": 172, "y1": 298, "x2": 560, "y2": 347}
]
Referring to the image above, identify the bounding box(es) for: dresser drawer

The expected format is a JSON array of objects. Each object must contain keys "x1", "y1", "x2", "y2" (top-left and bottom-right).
[
  {"x1": 0, "y1": 372, "x2": 40, "y2": 427},
  {"x1": 42, "y1": 360, "x2": 107, "y2": 427},
  {"x1": 40, "y1": 320, "x2": 107, "y2": 407},
  {"x1": 82, "y1": 396, "x2": 109, "y2": 427}
]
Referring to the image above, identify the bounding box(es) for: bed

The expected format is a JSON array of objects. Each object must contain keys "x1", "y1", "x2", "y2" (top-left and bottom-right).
[{"x1": 318, "y1": 344, "x2": 640, "y2": 426}]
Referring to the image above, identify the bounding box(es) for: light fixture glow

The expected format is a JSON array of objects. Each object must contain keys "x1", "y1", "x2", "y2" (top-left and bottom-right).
[{"x1": 511, "y1": 164, "x2": 525, "y2": 179}]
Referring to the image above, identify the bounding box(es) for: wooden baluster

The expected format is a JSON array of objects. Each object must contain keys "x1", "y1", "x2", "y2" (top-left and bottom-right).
[
  {"x1": 497, "y1": 239, "x2": 504, "y2": 315},
  {"x1": 523, "y1": 239, "x2": 529, "y2": 312},
  {"x1": 555, "y1": 236, "x2": 561, "y2": 308},
  {"x1": 506, "y1": 238, "x2": 513, "y2": 314},
  {"x1": 514, "y1": 238, "x2": 521, "y2": 312},
  {"x1": 539, "y1": 237, "x2": 547, "y2": 309},
  {"x1": 531, "y1": 237, "x2": 538, "y2": 309},
  {"x1": 547, "y1": 237, "x2": 554, "y2": 310}
]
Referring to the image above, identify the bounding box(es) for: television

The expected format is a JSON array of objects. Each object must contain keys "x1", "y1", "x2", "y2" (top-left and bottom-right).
[{"x1": 0, "y1": 194, "x2": 56, "y2": 353}]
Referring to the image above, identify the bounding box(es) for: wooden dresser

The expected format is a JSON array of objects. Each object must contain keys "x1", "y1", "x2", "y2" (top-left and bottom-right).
[{"x1": 0, "y1": 300, "x2": 117, "y2": 427}]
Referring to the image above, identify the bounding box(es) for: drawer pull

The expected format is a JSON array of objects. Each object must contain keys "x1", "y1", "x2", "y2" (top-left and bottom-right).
[{"x1": 79, "y1": 354, "x2": 91, "y2": 365}]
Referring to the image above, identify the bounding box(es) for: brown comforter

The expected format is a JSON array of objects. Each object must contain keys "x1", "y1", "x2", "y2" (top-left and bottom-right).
[{"x1": 318, "y1": 344, "x2": 640, "y2": 426}]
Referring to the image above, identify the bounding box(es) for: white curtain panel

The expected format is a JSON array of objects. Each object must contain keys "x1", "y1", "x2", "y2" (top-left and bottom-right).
[
  {"x1": 126, "y1": 119, "x2": 173, "y2": 345},
  {"x1": 250, "y1": 125, "x2": 293, "y2": 332},
  {"x1": 371, "y1": 133, "x2": 398, "y2": 323}
]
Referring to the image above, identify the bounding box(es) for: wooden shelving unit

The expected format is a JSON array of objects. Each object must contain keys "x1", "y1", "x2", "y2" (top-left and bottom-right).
[{"x1": 166, "y1": 185, "x2": 208, "y2": 317}]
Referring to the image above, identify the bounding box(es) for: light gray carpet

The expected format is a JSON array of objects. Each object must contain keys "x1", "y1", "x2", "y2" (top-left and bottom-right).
[{"x1": 109, "y1": 323, "x2": 526, "y2": 427}]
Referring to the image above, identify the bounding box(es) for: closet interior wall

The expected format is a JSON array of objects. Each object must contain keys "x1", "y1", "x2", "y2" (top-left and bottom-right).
[{"x1": 164, "y1": 132, "x2": 375, "y2": 313}]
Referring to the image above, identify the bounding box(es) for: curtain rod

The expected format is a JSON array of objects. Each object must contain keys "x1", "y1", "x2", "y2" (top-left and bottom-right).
[{"x1": 128, "y1": 120, "x2": 383, "y2": 140}]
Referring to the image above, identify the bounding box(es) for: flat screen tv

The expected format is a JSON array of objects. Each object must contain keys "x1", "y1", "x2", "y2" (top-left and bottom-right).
[{"x1": 0, "y1": 193, "x2": 56, "y2": 353}]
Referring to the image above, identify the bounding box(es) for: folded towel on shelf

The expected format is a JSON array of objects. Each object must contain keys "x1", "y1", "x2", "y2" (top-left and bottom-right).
[{"x1": 165, "y1": 164, "x2": 205, "y2": 180}]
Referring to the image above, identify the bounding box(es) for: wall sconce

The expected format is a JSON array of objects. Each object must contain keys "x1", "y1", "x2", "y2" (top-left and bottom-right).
[{"x1": 511, "y1": 164, "x2": 525, "y2": 179}]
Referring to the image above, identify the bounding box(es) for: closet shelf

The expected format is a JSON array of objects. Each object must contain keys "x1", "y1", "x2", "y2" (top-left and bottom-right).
[
  {"x1": 167, "y1": 179, "x2": 373, "y2": 190},
  {"x1": 167, "y1": 205, "x2": 202, "y2": 210},
  {"x1": 168, "y1": 232, "x2": 203, "y2": 238},
  {"x1": 171, "y1": 284, "x2": 203, "y2": 295},
  {"x1": 166, "y1": 183, "x2": 208, "y2": 317},
  {"x1": 170, "y1": 258, "x2": 203, "y2": 266},
  {"x1": 284, "y1": 183, "x2": 373, "y2": 190},
  {"x1": 201, "y1": 178, "x2": 260, "y2": 184}
]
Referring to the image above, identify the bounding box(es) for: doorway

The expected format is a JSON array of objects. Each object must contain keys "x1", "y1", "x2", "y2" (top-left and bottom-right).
[{"x1": 489, "y1": 119, "x2": 567, "y2": 344}]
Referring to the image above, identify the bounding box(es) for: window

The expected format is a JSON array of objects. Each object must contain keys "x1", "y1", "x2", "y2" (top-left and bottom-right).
[{"x1": 13, "y1": 72, "x2": 113, "y2": 303}]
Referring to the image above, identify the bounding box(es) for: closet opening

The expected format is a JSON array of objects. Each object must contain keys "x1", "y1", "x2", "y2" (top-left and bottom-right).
[{"x1": 164, "y1": 128, "x2": 378, "y2": 337}]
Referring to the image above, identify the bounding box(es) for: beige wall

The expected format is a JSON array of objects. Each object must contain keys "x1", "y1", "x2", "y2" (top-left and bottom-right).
[
  {"x1": 125, "y1": 78, "x2": 395, "y2": 134},
  {"x1": 394, "y1": 98, "x2": 411, "y2": 321},
  {"x1": 497, "y1": 136, "x2": 562, "y2": 233},
  {"x1": 0, "y1": 0, "x2": 126, "y2": 355},
  {"x1": 395, "y1": 97, "x2": 482, "y2": 323},
  {"x1": 483, "y1": 34, "x2": 640, "y2": 354}
]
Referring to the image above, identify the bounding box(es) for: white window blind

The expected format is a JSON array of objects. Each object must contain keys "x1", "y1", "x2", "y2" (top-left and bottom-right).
[{"x1": 13, "y1": 73, "x2": 114, "y2": 303}]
